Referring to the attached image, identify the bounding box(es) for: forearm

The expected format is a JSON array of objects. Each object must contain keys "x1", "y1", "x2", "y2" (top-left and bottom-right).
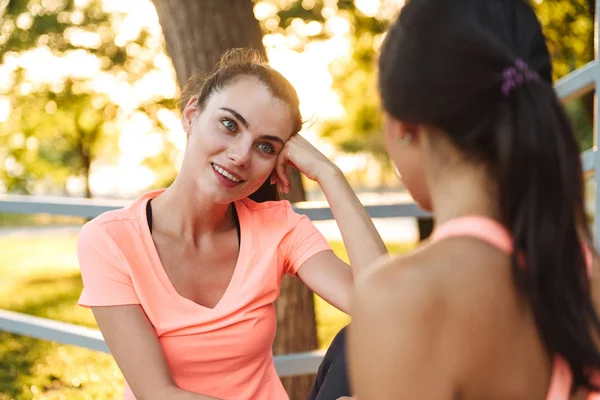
[{"x1": 317, "y1": 164, "x2": 388, "y2": 275}]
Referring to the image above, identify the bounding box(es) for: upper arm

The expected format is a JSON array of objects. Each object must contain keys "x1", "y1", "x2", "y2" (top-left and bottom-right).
[
  {"x1": 348, "y1": 261, "x2": 459, "y2": 400},
  {"x1": 92, "y1": 305, "x2": 176, "y2": 400},
  {"x1": 297, "y1": 250, "x2": 354, "y2": 314},
  {"x1": 78, "y1": 224, "x2": 175, "y2": 398},
  {"x1": 279, "y1": 204, "x2": 354, "y2": 313}
]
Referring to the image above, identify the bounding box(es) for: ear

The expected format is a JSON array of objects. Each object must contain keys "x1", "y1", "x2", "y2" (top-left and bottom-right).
[
  {"x1": 181, "y1": 96, "x2": 199, "y2": 135},
  {"x1": 398, "y1": 121, "x2": 421, "y2": 143},
  {"x1": 386, "y1": 114, "x2": 421, "y2": 144}
]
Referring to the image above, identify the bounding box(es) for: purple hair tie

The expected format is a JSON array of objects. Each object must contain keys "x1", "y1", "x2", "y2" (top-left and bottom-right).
[{"x1": 501, "y1": 58, "x2": 540, "y2": 96}]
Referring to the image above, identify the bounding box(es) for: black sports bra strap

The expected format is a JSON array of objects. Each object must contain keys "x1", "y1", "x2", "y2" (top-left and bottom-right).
[{"x1": 146, "y1": 199, "x2": 240, "y2": 245}]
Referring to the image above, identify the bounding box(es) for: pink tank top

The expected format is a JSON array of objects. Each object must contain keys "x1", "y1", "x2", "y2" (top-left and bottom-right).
[{"x1": 431, "y1": 216, "x2": 599, "y2": 400}]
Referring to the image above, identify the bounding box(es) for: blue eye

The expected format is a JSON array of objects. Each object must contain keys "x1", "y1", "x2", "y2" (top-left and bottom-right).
[
  {"x1": 257, "y1": 143, "x2": 274, "y2": 154},
  {"x1": 221, "y1": 118, "x2": 237, "y2": 132}
]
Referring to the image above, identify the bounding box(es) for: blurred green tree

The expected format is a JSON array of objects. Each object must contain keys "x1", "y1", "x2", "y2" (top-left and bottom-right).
[
  {"x1": 257, "y1": 0, "x2": 405, "y2": 186},
  {"x1": 0, "y1": 0, "x2": 175, "y2": 196},
  {"x1": 1, "y1": 76, "x2": 118, "y2": 196},
  {"x1": 533, "y1": 0, "x2": 595, "y2": 151}
]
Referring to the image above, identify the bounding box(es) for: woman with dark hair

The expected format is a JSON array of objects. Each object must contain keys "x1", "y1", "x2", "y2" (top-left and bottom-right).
[{"x1": 348, "y1": 0, "x2": 600, "y2": 399}]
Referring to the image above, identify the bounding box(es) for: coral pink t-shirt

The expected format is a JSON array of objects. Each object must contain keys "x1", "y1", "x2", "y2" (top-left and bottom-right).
[{"x1": 77, "y1": 190, "x2": 331, "y2": 400}]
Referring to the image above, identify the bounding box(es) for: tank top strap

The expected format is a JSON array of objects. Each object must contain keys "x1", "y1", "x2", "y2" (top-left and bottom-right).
[
  {"x1": 431, "y1": 216, "x2": 594, "y2": 276},
  {"x1": 545, "y1": 356, "x2": 572, "y2": 400},
  {"x1": 431, "y1": 215, "x2": 513, "y2": 255}
]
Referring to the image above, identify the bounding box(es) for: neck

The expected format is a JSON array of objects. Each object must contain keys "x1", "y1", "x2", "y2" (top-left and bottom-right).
[
  {"x1": 428, "y1": 161, "x2": 501, "y2": 227},
  {"x1": 151, "y1": 176, "x2": 234, "y2": 238}
]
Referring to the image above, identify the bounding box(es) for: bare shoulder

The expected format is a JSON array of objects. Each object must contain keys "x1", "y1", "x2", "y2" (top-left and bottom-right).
[
  {"x1": 353, "y1": 248, "x2": 453, "y2": 335},
  {"x1": 353, "y1": 236, "x2": 512, "y2": 341},
  {"x1": 348, "y1": 246, "x2": 477, "y2": 398}
]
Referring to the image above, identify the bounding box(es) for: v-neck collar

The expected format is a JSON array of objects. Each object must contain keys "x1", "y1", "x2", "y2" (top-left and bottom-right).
[{"x1": 137, "y1": 190, "x2": 249, "y2": 312}]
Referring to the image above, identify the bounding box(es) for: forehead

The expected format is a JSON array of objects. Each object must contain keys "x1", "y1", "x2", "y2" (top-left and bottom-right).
[{"x1": 206, "y1": 77, "x2": 296, "y2": 140}]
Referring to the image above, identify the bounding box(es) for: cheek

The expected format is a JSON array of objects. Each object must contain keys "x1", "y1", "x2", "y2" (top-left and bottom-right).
[
  {"x1": 249, "y1": 157, "x2": 276, "y2": 182},
  {"x1": 392, "y1": 148, "x2": 432, "y2": 211},
  {"x1": 192, "y1": 120, "x2": 230, "y2": 152},
  {"x1": 203, "y1": 132, "x2": 229, "y2": 154}
]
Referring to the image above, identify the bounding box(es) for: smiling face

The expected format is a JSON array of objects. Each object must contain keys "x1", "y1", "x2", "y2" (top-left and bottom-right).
[{"x1": 179, "y1": 77, "x2": 296, "y2": 204}]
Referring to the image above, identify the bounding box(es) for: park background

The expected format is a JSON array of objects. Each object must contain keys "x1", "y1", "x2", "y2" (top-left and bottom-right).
[{"x1": 0, "y1": 0, "x2": 596, "y2": 398}]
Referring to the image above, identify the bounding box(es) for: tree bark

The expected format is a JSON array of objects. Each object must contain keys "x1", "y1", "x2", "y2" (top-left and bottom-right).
[
  {"x1": 152, "y1": 0, "x2": 266, "y2": 88},
  {"x1": 151, "y1": 1, "x2": 317, "y2": 397},
  {"x1": 76, "y1": 131, "x2": 92, "y2": 199},
  {"x1": 273, "y1": 275, "x2": 319, "y2": 400}
]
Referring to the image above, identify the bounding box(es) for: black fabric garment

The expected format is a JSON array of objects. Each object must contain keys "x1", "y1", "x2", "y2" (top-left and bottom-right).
[{"x1": 307, "y1": 326, "x2": 351, "y2": 400}]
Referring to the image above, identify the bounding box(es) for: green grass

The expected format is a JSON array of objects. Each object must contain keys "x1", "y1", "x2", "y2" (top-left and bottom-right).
[
  {"x1": 0, "y1": 236, "x2": 123, "y2": 400},
  {"x1": 0, "y1": 214, "x2": 85, "y2": 228},
  {"x1": 0, "y1": 234, "x2": 414, "y2": 399}
]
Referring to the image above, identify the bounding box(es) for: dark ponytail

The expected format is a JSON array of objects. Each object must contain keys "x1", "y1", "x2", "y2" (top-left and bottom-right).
[
  {"x1": 379, "y1": 0, "x2": 600, "y2": 391},
  {"x1": 502, "y1": 81, "x2": 600, "y2": 391}
]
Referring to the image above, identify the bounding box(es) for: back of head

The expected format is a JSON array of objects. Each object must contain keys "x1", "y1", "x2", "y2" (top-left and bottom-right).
[
  {"x1": 179, "y1": 48, "x2": 302, "y2": 203},
  {"x1": 379, "y1": 0, "x2": 600, "y2": 391}
]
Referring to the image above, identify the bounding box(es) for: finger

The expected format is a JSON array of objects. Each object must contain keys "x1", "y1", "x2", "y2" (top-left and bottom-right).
[
  {"x1": 269, "y1": 170, "x2": 278, "y2": 185},
  {"x1": 278, "y1": 181, "x2": 290, "y2": 195},
  {"x1": 275, "y1": 154, "x2": 290, "y2": 187}
]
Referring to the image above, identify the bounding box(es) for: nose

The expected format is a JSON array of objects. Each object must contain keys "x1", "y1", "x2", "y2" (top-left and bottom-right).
[{"x1": 227, "y1": 137, "x2": 252, "y2": 168}]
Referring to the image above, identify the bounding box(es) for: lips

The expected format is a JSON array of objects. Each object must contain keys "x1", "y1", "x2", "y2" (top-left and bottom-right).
[{"x1": 211, "y1": 163, "x2": 245, "y2": 183}]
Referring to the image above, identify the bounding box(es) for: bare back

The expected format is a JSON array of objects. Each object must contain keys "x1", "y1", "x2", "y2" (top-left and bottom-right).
[
  {"x1": 420, "y1": 219, "x2": 600, "y2": 399},
  {"x1": 348, "y1": 217, "x2": 600, "y2": 400}
]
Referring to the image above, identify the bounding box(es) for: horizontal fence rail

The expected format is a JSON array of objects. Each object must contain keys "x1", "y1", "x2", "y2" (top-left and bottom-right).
[
  {"x1": 582, "y1": 147, "x2": 596, "y2": 174},
  {"x1": 0, "y1": 193, "x2": 432, "y2": 220},
  {"x1": 555, "y1": 60, "x2": 597, "y2": 102},
  {"x1": 0, "y1": 309, "x2": 325, "y2": 377}
]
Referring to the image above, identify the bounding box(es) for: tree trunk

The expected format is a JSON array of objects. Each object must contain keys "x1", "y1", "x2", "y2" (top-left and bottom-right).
[
  {"x1": 273, "y1": 275, "x2": 319, "y2": 400},
  {"x1": 75, "y1": 119, "x2": 93, "y2": 199},
  {"x1": 81, "y1": 138, "x2": 92, "y2": 199},
  {"x1": 83, "y1": 165, "x2": 92, "y2": 199},
  {"x1": 152, "y1": 0, "x2": 266, "y2": 88},
  {"x1": 151, "y1": 1, "x2": 317, "y2": 397}
]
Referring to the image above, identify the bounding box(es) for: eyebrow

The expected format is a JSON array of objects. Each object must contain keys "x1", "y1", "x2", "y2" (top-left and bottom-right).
[
  {"x1": 220, "y1": 107, "x2": 285, "y2": 146},
  {"x1": 260, "y1": 135, "x2": 285, "y2": 146},
  {"x1": 220, "y1": 107, "x2": 249, "y2": 129}
]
